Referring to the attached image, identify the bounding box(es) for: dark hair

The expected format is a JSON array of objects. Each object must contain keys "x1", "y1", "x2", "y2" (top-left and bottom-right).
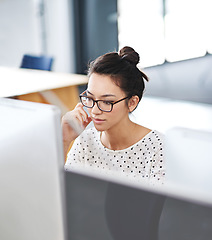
[{"x1": 87, "y1": 46, "x2": 149, "y2": 102}]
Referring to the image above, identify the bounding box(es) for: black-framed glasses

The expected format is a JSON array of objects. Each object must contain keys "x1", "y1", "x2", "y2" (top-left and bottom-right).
[{"x1": 79, "y1": 91, "x2": 129, "y2": 112}]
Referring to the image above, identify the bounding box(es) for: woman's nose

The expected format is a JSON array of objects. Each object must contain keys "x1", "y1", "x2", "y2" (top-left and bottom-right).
[{"x1": 91, "y1": 102, "x2": 102, "y2": 114}]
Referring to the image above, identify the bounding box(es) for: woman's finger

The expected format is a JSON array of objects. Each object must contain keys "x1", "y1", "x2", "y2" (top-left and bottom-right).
[{"x1": 74, "y1": 103, "x2": 91, "y2": 123}]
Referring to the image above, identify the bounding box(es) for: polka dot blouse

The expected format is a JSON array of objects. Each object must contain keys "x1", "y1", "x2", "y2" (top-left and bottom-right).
[{"x1": 65, "y1": 127, "x2": 165, "y2": 185}]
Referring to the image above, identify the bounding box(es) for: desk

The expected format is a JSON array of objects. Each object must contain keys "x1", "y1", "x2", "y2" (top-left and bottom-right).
[{"x1": 0, "y1": 66, "x2": 88, "y2": 113}]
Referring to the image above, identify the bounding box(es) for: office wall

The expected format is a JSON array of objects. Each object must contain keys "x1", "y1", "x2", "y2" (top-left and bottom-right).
[
  {"x1": 45, "y1": 0, "x2": 74, "y2": 72},
  {"x1": 0, "y1": 0, "x2": 40, "y2": 67},
  {"x1": 0, "y1": 0, "x2": 74, "y2": 73}
]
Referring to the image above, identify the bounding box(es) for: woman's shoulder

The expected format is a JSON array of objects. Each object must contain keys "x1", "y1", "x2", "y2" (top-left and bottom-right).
[
  {"x1": 142, "y1": 129, "x2": 165, "y2": 146},
  {"x1": 150, "y1": 130, "x2": 165, "y2": 139}
]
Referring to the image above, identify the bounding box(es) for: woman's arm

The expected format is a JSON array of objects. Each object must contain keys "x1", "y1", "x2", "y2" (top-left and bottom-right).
[{"x1": 61, "y1": 103, "x2": 91, "y2": 159}]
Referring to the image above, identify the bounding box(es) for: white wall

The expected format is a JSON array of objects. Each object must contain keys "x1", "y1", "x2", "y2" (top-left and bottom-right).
[
  {"x1": 0, "y1": 0, "x2": 41, "y2": 67},
  {"x1": 0, "y1": 0, "x2": 75, "y2": 72},
  {"x1": 45, "y1": 0, "x2": 75, "y2": 72}
]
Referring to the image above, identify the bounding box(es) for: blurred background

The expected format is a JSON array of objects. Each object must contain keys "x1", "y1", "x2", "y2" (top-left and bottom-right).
[{"x1": 0, "y1": 0, "x2": 212, "y2": 103}]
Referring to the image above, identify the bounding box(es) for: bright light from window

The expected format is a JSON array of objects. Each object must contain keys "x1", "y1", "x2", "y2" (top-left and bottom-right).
[
  {"x1": 165, "y1": 0, "x2": 207, "y2": 62},
  {"x1": 204, "y1": 0, "x2": 212, "y2": 54},
  {"x1": 118, "y1": 0, "x2": 165, "y2": 68},
  {"x1": 118, "y1": 0, "x2": 212, "y2": 67}
]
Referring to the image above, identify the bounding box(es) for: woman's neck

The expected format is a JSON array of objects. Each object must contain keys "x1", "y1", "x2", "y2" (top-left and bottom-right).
[{"x1": 100, "y1": 121, "x2": 151, "y2": 150}]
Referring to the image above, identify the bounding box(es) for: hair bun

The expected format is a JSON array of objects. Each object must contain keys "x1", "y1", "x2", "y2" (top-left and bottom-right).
[{"x1": 119, "y1": 46, "x2": 140, "y2": 66}]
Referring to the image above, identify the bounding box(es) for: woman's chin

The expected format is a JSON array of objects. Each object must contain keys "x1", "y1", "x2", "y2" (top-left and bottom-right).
[{"x1": 93, "y1": 124, "x2": 107, "y2": 132}]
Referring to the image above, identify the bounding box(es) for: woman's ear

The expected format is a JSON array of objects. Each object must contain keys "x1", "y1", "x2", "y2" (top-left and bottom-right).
[{"x1": 128, "y1": 95, "x2": 139, "y2": 112}]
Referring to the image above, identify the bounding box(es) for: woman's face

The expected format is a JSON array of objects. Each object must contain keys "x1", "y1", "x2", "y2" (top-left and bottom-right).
[{"x1": 86, "y1": 73, "x2": 130, "y2": 132}]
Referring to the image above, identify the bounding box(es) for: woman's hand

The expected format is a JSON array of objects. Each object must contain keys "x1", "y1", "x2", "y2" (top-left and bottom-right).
[{"x1": 61, "y1": 103, "x2": 92, "y2": 156}]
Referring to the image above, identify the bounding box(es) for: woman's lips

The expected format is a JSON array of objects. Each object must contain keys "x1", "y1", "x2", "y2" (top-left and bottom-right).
[{"x1": 92, "y1": 117, "x2": 105, "y2": 124}]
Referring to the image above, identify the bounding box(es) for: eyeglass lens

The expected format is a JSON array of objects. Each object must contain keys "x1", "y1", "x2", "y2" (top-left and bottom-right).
[{"x1": 80, "y1": 96, "x2": 112, "y2": 112}]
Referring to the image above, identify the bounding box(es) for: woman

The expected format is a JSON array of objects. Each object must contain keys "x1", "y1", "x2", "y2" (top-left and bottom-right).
[{"x1": 62, "y1": 46, "x2": 165, "y2": 184}]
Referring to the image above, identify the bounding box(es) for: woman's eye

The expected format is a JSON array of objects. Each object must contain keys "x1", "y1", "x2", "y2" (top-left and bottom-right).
[{"x1": 103, "y1": 101, "x2": 112, "y2": 105}]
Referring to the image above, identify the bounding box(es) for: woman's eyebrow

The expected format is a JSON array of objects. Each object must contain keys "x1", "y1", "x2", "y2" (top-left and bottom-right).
[
  {"x1": 86, "y1": 90, "x2": 93, "y2": 95},
  {"x1": 86, "y1": 90, "x2": 116, "y2": 98},
  {"x1": 101, "y1": 94, "x2": 116, "y2": 98}
]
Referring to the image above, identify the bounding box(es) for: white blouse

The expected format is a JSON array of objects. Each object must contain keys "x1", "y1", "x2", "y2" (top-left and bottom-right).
[{"x1": 65, "y1": 127, "x2": 165, "y2": 185}]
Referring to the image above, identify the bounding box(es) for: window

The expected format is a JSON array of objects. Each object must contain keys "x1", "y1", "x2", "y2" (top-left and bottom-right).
[
  {"x1": 118, "y1": 0, "x2": 212, "y2": 67},
  {"x1": 118, "y1": 0, "x2": 164, "y2": 68}
]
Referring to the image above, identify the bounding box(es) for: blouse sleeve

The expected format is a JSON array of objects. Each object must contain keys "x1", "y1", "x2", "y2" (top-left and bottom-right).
[{"x1": 64, "y1": 135, "x2": 85, "y2": 172}]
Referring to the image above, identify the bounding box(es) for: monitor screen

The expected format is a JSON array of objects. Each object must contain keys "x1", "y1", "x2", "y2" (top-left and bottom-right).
[
  {"x1": 0, "y1": 98, "x2": 67, "y2": 240},
  {"x1": 65, "y1": 168, "x2": 212, "y2": 240}
]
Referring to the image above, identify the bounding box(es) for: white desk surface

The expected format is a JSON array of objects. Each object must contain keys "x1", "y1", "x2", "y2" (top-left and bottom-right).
[{"x1": 0, "y1": 66, "x2": 88, "y2": 97}]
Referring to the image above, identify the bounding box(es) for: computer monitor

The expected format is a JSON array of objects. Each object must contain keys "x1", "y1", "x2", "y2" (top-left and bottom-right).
[
  {"x1": 0, "y1": 98, "x2": 67, "y2": 240},
  {"x1": 165, "y1": 127, "x2": 212, "y2": 192},
  {"x1": 65, "y1": 167, "x2": 212, "y2": 240}
]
